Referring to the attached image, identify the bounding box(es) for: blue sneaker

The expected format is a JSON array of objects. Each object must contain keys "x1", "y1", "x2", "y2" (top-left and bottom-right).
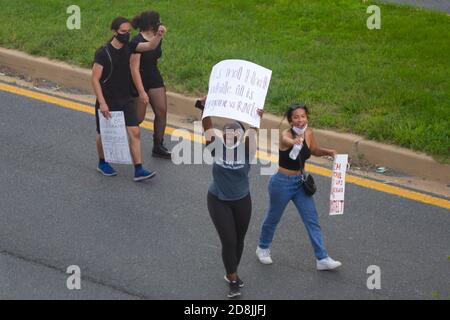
[
  {"x1": 97, "y1": 162, "x2": 117, "y2": 176},
  {"x1": 134, "y1": 167, "x2": 156, "y2": 182}
]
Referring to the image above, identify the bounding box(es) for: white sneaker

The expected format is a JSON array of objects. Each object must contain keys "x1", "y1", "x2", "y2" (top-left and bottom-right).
[
  {"x1": 256, "y1": 246, "x2": 273, "y2": 264},
  {"x1": 316, "y1": 257, "x2": 342, "y2": 271}
]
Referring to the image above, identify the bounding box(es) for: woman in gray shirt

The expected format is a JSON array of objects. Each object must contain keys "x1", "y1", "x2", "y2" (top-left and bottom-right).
[{"x1": 196, "y1": 97, "x2": 263, "y2": 298}]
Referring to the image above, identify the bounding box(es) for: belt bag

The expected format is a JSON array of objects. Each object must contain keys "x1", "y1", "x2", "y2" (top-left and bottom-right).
[{"x1": 301, "y1": 174, "x2": 316, "y2": 196}]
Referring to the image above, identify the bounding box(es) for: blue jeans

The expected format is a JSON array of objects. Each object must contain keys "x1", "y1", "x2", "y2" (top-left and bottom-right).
[{"x1": 258, "y1": 171, "x2": 328, "y2": 260}]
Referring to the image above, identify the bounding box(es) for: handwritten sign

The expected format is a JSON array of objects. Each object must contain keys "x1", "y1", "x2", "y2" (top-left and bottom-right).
[
  {"x1": 329, "y1": 154, "x2": 348, "y2": 215},
  {"x1": 99, "y1": 111, "x2": 132, "y2": 165},
  {"x1": 202, "y1": 59, "x2": 272, "y2": 128}
]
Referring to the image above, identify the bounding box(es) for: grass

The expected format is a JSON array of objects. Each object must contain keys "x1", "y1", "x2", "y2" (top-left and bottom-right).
[{"x1": 0, "y1": 0, "x2": 449, "y2": 162}]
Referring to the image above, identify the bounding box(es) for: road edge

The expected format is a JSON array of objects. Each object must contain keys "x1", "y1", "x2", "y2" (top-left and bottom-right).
[{"x1": 0, "y1": 46, "x2": 448, "y2": 183}]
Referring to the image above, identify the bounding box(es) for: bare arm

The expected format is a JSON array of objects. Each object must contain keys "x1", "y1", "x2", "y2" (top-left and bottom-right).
[
  {"x1": 280, "y1": 129, "x2": 303, "y2": 150},
  {"x1": 197, "y1": 96, "x2": 216, "y2": 146},
  {"x1": 202, "y1": 117, "x2": 215, "y2": 146},
  {"x1": 306, "y1": 129, "x2": 336, "y2": 157},
  {"x1": 91, "y1": 63, "x2": 111, "y2": 119},
  {"x1": 134, "y1": 26, "x2": 166, "y2": 53},
  {"x1": 245, "y1": 109, "x2": 264, "y2": 156},
  {"x1": 130, "y1": 53, "x2": 149, "y2": 105}
]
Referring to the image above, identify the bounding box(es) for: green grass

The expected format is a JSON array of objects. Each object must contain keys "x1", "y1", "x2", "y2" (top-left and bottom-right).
[{"x1": 0, "y1": 0, "x2": 449, "y2": 162}]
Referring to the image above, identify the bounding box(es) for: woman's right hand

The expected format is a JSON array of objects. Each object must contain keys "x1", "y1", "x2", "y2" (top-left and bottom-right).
[
  {"x1": 99, "y1": 102, "x2": 111, "y2": 119},
  {"x1": 293, "y1": 135, "x2": 304, "y2": 145}
]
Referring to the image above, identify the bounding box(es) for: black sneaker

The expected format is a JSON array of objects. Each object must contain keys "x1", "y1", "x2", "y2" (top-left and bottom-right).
[
  {"x1": 152, "y1": 144, "x2": 171, "y2": 159},
  {"x1": 160, "y1": 143, "x2": 170, "y2": 153},
  {"x1": 227, "y1": 280, "x2": 241, "y2": 298},
  {"x1": 224, "y1": 275, "x2": 244, "y2": 288}
]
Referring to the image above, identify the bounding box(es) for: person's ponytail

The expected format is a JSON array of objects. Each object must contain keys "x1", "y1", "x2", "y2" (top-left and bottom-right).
[{"x1": 131, "y1": 14, "x2": 142, "y2": 30}]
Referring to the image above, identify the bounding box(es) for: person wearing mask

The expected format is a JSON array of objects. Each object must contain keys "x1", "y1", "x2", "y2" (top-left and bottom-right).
[
  {"x1": 197, "y1": 97, "x2": 263, "y2": 298},
  {"x1": 92, "y1": 16, "x2": 165, "y2": 181},
  {"x1": 256, "y1": 103, "x2": 342, "y2": 271}
]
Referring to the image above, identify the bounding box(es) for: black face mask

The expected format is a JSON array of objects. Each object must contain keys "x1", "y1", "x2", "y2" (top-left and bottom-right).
[{"x1": 115, "y1": 32, "x2": 130, "y2": 44}]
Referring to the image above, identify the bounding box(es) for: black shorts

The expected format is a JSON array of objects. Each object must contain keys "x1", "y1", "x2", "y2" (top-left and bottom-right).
[
  {"x1": 95, "y1": 99, "x2": 139, "y2": 134},
  {"x1": 143, "y1": 68, "x2": 165, "y2": 91}
]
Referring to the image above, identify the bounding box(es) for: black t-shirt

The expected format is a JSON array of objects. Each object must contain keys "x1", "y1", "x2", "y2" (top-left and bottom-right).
[
  {"x1": 93, "y1": 41, "x2": 138, "y2": 104},
  {"x1": 131, "y1": 33, "x2": 162, "y2": 77}
]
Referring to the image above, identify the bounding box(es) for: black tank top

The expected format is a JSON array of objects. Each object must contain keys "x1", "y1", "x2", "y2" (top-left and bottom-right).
[{"x1": 279, "y1": 140, "x2": 311, "y2": 171}]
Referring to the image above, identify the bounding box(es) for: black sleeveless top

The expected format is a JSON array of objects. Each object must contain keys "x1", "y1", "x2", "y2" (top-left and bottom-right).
[{"x1": 279, "y1": 140, "x2": 311, "y2": 171}]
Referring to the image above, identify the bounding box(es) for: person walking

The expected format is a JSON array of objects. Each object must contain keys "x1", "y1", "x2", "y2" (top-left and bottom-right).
[
  {"x1": 92, "y1": 16, "x2": 165, "y2": 181},
  {"x1": 256, "y1": 103, "x2": 342, "y2": 270},
  {"x1": 131, "y1": 11, "x2": 171, "y2": 159},
  {"x1": 197, "y1": 97, "x2": 263, "y2": 298}
]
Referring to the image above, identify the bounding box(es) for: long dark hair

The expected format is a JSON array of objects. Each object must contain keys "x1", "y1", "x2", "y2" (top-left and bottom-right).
[{"x1": 132, "y1": 11, "x2": 161, "y2": 32}]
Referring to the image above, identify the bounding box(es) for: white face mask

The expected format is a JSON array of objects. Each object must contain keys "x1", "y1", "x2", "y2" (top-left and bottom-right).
[
  {"x1": 224, "y1": 141, "x2": 241, "y2": 150},
  {"x1": 223, "y1": 128, "x2": 244, "y2": 150},
  {"x1": 292, "y1": 124, "x2": 308, "y2": 136}
]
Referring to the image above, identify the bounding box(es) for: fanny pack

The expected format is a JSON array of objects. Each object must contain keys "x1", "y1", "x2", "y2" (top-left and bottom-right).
[{"x1": 301, "y1": 173, "x2": 316, "y2": 196}]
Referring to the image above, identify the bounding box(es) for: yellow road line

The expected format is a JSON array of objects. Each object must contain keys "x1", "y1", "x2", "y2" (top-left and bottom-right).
[
  {"x1": 0, "y1": 83, "x2": 94, "y2": 115},
  {"x1": 1, "y1": 82, "x2": 449, "y2": 210}
]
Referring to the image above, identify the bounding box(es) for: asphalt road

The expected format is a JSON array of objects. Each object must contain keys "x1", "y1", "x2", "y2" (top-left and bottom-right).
[
  {"x1": 379, "y1": 0, "x2": 450, "y2": 12},
  {"x1": 0, "y1": 89, "x2": 449, "y2": 300}
]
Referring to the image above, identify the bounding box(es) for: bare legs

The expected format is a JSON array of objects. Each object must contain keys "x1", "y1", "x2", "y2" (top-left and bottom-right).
[{"x1": 97, "y1": 127, "x2": 142, "y2": 165}]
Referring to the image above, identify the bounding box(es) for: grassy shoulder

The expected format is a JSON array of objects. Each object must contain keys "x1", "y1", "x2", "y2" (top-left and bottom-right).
[{"x1": 0, "y1": 0, "x2": 448, "y2": 162}]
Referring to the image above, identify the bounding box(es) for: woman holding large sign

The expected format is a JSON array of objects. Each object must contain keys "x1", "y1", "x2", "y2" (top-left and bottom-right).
[
  {"x1": 256, "y1": 103, "x2": 342, "y2": 271},
  {"x1": 197, "y1": 97, "x2": 263, "y2": 298}
]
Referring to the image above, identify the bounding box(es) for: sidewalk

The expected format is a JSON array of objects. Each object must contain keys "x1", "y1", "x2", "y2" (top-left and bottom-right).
[{"x1": 379, "y1": 0, "x2": 450, "y2": 13}]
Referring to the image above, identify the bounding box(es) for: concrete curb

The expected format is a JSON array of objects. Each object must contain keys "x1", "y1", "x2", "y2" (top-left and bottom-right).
[{"x1": 1, "y1": 47, "x2": 449, "y2": 183}]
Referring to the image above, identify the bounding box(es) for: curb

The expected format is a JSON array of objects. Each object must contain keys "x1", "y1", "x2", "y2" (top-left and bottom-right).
[{"x1": 1, "y1": 47, "x2": 449, "y2": 183}]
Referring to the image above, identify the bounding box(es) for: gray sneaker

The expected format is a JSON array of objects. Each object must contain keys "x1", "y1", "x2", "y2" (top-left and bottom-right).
[
  {"x1": 227, "y1": 280, "x2": 241, "y2": 298},
  {"x1": 224, "y1": 275, "x2": 244, "y2": 288}
]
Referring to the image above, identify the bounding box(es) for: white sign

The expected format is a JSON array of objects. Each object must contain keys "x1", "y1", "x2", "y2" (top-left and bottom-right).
[
  {"x1": 99, "y1": 111, "x2": 132, "y2": 164},
  {"x1": 329, "y1": 154, "x2": 348, "y2": 215},
  {"x1": 202, "y1": 59, "x2": 272, "y2": 128}
]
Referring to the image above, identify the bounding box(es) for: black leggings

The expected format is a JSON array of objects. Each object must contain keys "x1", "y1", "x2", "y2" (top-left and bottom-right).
[{"x1": 207, "y1": 192, "x2": 252, "y2": 275}]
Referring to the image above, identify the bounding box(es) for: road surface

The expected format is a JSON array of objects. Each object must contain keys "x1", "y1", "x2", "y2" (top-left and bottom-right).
[{"x1": 0, "y1": 86, "x2": 449, "y2": 300}]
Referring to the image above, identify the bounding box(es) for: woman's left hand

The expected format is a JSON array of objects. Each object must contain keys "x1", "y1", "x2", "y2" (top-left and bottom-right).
[
  {"x1": 257, "y1": 109, "x2": 264, "y2": 118},
  {"x1": 330, "y1": 149, "x2": 337, "y2": 158}
]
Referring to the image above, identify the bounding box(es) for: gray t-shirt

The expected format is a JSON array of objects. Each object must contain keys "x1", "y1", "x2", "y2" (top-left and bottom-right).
[{"x1": 208, "y1": 143, "x2": 253, "y2": 201}]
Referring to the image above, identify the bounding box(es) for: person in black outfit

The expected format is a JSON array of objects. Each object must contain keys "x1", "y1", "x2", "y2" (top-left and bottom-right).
[
  {"x1": 130, "y1": 11, "x2": 171, "y2": 159},
  {"x1": 91, "y1": 16, "x2": 165, "y2": 181}
]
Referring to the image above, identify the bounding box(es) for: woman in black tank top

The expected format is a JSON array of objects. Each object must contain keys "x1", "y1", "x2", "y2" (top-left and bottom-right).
[{"x1": 256, "y1": 103, "x2": 343, "y2": 271}]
